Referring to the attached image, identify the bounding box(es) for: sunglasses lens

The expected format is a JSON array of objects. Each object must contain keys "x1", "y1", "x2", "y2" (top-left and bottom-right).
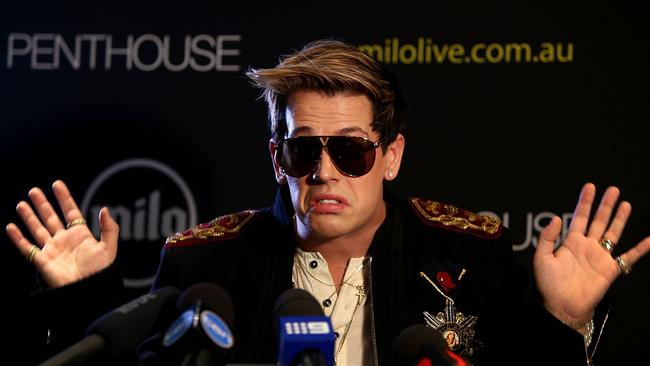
[
  {"x1": 279, "y1": 138, "x2": 321, "y2": 177},
  {"x1": 279, "y1": 136, "x2": 378, "y2": 178},
  {"x1": 327, "y1": 137, "x2": 376, "y2": 177}
]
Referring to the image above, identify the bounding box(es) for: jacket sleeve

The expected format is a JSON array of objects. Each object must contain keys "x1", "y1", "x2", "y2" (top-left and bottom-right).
[
  {"x1": 24, "y1": 263, "x2": 125, "y2": 365},
  {"x1": 499, "y1": 229, "x2": 589, "y2": 365}
]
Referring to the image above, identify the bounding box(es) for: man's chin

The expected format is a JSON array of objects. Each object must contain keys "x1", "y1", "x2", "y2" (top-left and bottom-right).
[{"x1": 305, "y1": 215, "x2": 353, "y2": 239}]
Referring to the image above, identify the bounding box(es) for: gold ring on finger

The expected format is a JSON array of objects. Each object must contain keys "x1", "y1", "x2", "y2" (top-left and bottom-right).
[
  {"x1": 26, "y1": 245, "x2": 40, "y2": 264},
  {"x1": 615, "y1": 256, "x2": 632, "y2": 275},
  {"x1": 66, "y1": 218, "x2": 86, "y2": 229},
  {"x1": 599, "y1": 238, "x2": 615, "y2": 253}
]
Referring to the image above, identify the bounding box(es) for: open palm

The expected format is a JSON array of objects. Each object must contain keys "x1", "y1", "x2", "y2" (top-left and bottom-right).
[
  {"x1": 6, "y1": 180, "x2": 119, "y2": 288},
  {"x1": 534, "y1": 183, "x2": 650, "y2": 324}
]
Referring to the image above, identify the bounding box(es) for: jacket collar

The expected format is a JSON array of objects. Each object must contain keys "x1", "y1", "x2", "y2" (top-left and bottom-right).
[{"x1": 270, "y1": 184, "x2": 294, "y2": 228}]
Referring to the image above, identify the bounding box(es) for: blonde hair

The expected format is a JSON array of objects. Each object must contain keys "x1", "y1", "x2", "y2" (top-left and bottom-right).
[{"x1": 246, "y1": 39, "x2": 405, "y2": 150}]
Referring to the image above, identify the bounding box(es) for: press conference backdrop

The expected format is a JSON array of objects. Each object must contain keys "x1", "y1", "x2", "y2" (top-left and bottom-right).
[{"x1": 1, "y1": 2, "x2": 647, "y2": 364}]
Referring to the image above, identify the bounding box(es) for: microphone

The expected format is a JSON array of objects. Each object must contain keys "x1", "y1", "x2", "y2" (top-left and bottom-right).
[
  {"x1": 392, "y1": 325, "x2": 469, "y2": 366},
  {"x1": 273, "y1": 288, "x2": 335, "y2": 366},
  {"x1": 161, "y1": 282, "x2": 235, "y2": 366},
  {"x1": 39, "y1": 286, "x2": 181, "y2": 366}
]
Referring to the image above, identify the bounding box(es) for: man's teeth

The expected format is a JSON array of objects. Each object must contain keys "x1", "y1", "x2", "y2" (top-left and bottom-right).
[{"x1": 318, "y1": 199, "x2": 340, "y2": 204}]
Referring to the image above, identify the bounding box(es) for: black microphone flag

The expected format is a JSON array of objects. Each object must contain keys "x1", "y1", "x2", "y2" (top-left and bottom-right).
[{"x1": 39, "y1": 286, "x2": 180, "y2": 366}]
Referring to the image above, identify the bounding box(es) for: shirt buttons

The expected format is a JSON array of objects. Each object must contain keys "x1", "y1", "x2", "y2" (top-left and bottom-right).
[
  {"x1": 309, "y1": 260, "x2": 318, "y2": 269},
  {"x1": 322, "y1": 299, "x2": 332, "y2": 307}
]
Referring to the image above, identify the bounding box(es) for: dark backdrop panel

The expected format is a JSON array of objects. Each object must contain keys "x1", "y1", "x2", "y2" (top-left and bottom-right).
[{"x1": 1, "y1": 2, "x2": 647, "y2": 364}]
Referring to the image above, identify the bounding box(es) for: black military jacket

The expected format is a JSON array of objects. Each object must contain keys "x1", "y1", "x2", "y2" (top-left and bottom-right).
[{"x1": 29, "y1": 186, "x2": 587, "y2": 365}]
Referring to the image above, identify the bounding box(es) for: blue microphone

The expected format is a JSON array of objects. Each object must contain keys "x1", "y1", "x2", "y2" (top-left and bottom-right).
[
  {"x1": 273, "y1": 288, "x2": 335, "y2": 366},
  {"x1": 161, "y1": 282, "x2": 235, "y2": 366}
]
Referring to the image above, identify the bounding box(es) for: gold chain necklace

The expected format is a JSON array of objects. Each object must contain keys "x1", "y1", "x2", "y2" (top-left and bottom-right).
[
  {"x1": 293, "y1": 252, "x2": 367, "y2": 364},
  {"x1": 295, "y1": 252, "x2": 364, "y2": 306},
  {"x1": 333, "y1": 284, "x2": 366, "y2": 361}
]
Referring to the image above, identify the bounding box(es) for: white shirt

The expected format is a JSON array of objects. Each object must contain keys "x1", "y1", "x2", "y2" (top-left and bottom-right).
[{"x1": 292, "y1": 248, "x2": 375, "y2": 366}]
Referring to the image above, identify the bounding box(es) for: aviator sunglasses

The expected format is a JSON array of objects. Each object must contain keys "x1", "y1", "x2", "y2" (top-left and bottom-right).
[{"x1": 278, "y1": 136, "x2": 381, "y2": 178}]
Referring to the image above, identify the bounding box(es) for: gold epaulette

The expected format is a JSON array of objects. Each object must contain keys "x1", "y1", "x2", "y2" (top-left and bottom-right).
[
  {"x1": 409, "y1": 197, "x2": 502, "y2": 239},
  {"x1": 165, "y1": 210, "x2": 256, "y2": 248}
]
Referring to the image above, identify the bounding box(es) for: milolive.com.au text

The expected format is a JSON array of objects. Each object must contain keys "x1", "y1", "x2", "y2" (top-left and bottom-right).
[{"x1": 358, "y1": 37, "x2": 573, "y2": 64}]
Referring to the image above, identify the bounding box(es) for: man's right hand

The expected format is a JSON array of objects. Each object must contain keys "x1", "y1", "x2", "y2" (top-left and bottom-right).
[{"x1": 6, "y1": 180, "x2": 119, "y2": 288}]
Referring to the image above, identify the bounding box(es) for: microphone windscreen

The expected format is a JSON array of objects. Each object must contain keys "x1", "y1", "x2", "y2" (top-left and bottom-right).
[
  {"x1": 392, "y1": 324, "x2": 450, "y2": 366},
  {"x1": 274, "y1": 289, "x2": 335, "y2": 366},
  {"x1": 272, "y1": 288, "x2": 323, "y2": 335},
  {"x1": 273, "y1": 288, "x2": 323, "y2": 317},
  {"x1": 176, "y1": 282, "x2": 235, "y2": 328},
  {"x1": 86, "y1": 286, "x2": 180, "y2": 355}
]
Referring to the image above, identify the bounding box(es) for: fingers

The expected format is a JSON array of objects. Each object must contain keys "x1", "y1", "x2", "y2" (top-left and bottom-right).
[
  {"x1": 600, "y1": 201, "x2": 631, "y2": 244},
  {"x1": 568, "y1": 183, "x2": 596, "y2": 234},
  {"x1": 619, "y1": 237, "x2": 650, "y2": 272},
  {"x1": 99, "y1": 207, "x2": 119, "y2": 248},
  {"x1": 28, "y1": 187, "x2": 66, "y2": 235},
  {"x1": 535, "y1": 216, "x2": 562, "y2": 260},
  {"x1": 6, "y1": 223, "x2": 36, "y2": 254},
  {"x1": 11, "y1": 180, "x2": 85, "y2": 248},
  {"x1": 586, "y1": 186, "x2": 620, "y2": 239},
  {"x1": 15, "y1": 201, "x2": 52, "y2": 246},
  {"x1": 5, "y1": 223, "x2": 44, "y2": 266},
  {"x1": 569, "y1": 184, "x2": 631, "y2": 247},
  {"x1": 52, "y1": 180, "x2": 85, "y2": 225}
]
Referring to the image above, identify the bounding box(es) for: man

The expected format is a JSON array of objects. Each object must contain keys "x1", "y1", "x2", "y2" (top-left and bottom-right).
[{"x1": 7, "y1": 40, "x2": 650, "y2": 365}]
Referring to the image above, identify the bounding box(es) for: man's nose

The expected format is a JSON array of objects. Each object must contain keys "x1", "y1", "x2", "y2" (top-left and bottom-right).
[{"x1": 311, "y1": 148, "x2": 340, "y2": 181}]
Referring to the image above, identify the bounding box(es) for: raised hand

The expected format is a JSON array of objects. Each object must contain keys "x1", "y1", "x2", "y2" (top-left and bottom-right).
[
  {"x1": 533, "y1": 183, "x2": 650, "y2": 327},
  {"x1": 6, "y1": 180, "x2": 119, "y2": 288}
]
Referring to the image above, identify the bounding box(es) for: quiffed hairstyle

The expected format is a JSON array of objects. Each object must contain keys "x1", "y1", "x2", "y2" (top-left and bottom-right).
[{"x1": 245, "y1": 39, "x2": 406, "y2": 151}]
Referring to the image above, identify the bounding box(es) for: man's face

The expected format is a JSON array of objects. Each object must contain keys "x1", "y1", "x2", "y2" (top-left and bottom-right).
[{"x1": 270, "y1": 90, "x2": 404, "y2": 242}]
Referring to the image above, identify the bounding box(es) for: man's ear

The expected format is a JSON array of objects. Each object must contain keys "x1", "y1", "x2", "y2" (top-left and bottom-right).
[
  {"x1": 269, "y1": 139, "x2": 286, "y2": 184},
  {"x1": 383, "y1": 133, "x2": 405, "y2": 181}
]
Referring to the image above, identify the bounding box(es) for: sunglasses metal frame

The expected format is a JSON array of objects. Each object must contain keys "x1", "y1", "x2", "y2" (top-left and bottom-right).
[{"x1": 278, "y1": 135, "x2": 380, "y2": 178}]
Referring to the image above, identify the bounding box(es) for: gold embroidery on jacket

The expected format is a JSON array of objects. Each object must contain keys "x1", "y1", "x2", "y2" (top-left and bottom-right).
[
  {"x1": 410, "y1": 198, "x2": 501, "y2": 237},
  {"x1": 165, "y1": 210, "x2": 256, "y2": 245}
]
